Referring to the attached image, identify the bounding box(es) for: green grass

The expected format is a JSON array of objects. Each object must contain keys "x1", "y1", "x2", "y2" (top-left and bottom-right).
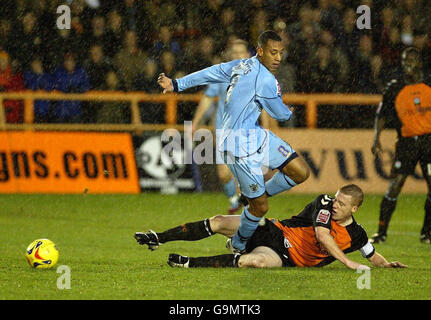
[{"x1": 0, "y1": 192, "x2": 429, "y2": 300}]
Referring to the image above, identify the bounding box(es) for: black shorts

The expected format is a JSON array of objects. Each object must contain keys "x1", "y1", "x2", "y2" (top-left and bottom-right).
[
  {"x1": 245, "y1": 219, "x2": 296, "y2": 267},
  {"x1": 392, "y1": 134, "x2": 431, "y2": 176}
]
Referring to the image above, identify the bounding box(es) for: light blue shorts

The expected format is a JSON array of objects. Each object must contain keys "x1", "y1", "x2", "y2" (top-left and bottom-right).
[{"x1": 222, "y1": 131, "x2": 297, "y2": 198}]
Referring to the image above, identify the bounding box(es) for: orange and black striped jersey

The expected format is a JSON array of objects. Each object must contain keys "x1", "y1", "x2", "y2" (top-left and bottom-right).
[
  {"x1": 272, "y1": 194, "x2": 375, "y2": 267},
  {"x1": 376, "y1": 75, "x2": 431, "y2": 138}
]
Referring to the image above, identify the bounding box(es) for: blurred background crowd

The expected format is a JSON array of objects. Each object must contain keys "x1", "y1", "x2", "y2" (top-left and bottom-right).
[{"x1": 0, "y1": 0, "x2": 430, "y2": 127}]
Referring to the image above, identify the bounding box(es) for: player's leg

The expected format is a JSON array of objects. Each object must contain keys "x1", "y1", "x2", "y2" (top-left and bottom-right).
[
  {"x1": 264, "y1": 132, "x2": 310, "y2": 197},
  {"x1": 217, "y1": 164, "x2": 240, "y2": 214},
  {"x1": 226, "y1": 152, "x2": 268, "y2": 253},
  {"x1": 371, "y1": 138, "x2": 414, "y2": 243},
  {"x1": 237, "y1": 246, "x2": 283, "y2": 268},
  {"x1": 134, "y1": 219, "x2": 216, "y2": 250},
  {"x1": 419, "y1": 140, "x2": 431, "y2": 243},
  {"x1": 167, "y1": 246, "x2": 282, "y2": 268},
  {"x1": 135, "y1": 215, "x2": 241, "y2": 250},
  {"x1": 371, "y1": 173, "x2": 408, "y2": 242}
]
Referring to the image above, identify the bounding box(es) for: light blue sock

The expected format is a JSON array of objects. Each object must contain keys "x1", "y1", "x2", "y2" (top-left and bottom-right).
[
  {"x1": 265, "y1": 172, "x2": 297, "y2": 196},
  {"x1": 223, "y1": 178, "x2": 236, "y2": 198},
  {"x1": 232, "y1": 207, "x2": 261, "y2": 251}
]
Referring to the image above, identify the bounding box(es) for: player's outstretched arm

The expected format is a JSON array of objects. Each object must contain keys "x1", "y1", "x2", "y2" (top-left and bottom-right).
[
  {"x1": 315, "y1": 226, "x2": 370, "y2": 270},
  {"x1": 367, "y1": 251, "x2": 408, "y2": 268}
]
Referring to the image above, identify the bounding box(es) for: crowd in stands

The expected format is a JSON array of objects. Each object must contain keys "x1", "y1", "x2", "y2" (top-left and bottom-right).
[{"x1": 0, "y1": 0, "x2": 430, "y2": 127}]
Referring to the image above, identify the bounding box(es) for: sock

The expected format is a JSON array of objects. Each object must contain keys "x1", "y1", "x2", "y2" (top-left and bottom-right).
[
  {"x1": 223, "y1": 178, "x2": 236, "y2": 199},
  {"x1": 377, "y1": 195, "x2": 397, "y2": 235},
  {"x1": 189, "y1": 254, "x2": 239, "y2": 268},
  {"x1": 265, "y1": 172, "x2": 297, "y2": 196},
  {"x1": 421, "y1": 194, "x2": 431, "y2": 235},
  {"x1": 157, "y1": 219, "x2": 214, "y2": 243},
  {"x1": 232, "y1": 207, "x2": 261, "y2": 251}
]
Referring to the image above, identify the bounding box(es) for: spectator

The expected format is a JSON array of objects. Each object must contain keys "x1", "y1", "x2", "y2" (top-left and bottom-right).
[
  {"x1": 0, "y1": 51, "x2": 24, "y2": 123},
  {"x1": 300, "y1": 44, "x2": 340, "y2": 93},
  {"x1": 46, "y1": 28, "x2": 81, "y2": 73},
  {"x1": 184, "y1": 36, "x2": 216, "y2": 72},
  {"x1": 96, "y1": 70, "x2": 129, "y2": 124},
  {"x1": 0, "y1": 19, "x2": 14, "y2": 56},
  {"x1": 85, "y1": 15, "x2": 109, "y2": 55},
  {"x1": 400, "y1": 15, "x2": 414, "y2": 46},
  {"x1": 381, "y1": 27, "x2": 402, "y2": 67},
  {"x1": 83, "y1": 44, "x2": 113, "y2": 90},
  {"x1": 135, "y1": 59, "x2": 164, "y2": 124},
  {"x1": 159, "y1": 51, "x2": 177, "y2": 79},
  {"x1": 294, "y1": 23, "x2": 319, "y2": 65},
  {"x1": 23, "y1": 56, "x2": 55, "y2": 123},
  {"x1": 317, "y1": 0, "x2": 343, "y2": 36},
  {"x1": 113, "y1": 30, "x2": 146, "y2": 91},
  {"x1": 288, "y1": 4, "x2": 319, "y2": 43},
  {"x1": 105, "y1": 10, "x2": 124, "y2": 58},
  {"x1": 352, "y1": 34, "x2": 374, "y2": 93},
  {"x1": 14, "y1": 11, "x2": 46, "y2": 70},
  {"x1": 319, "y1": 28, "x2": 350, "y2": 91},
  {"x1": 152, "y1": 25, "x2": 181, "y2": 59},
  {"x1": 378, "y1": 7, "x2": 396, "y2": 53},
  {"x1": 337, "y1": 8, "x2": 360, "y2": 64},
  {"x1": 52, "y1": 53, "x2": 90, "y2": 123},
  {"x1": 276, "y1": 29, "x2": 297, "y2": 93},
  {"x1": 134, "y1": 59, "x2": 159, "y2": 93},
  {"x1": 249, "y1": 9, "x2": 270, "y2": 46}
]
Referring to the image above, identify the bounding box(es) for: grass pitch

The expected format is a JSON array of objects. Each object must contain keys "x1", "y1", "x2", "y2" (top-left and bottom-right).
[{"x1": 0, "y1": 192, "x2": 430, "y2": 300}]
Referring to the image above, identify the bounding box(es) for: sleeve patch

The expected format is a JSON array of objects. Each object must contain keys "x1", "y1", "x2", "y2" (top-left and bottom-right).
[
  {"x1": 359, "y1": 241, "x2": 375, "y2": 258},
  {"x1": 276, "y1": 80, "x2": 281, "y2": 96},
  {"x1": 316, "y1": 209, "x2": 331, "y2": 224}
]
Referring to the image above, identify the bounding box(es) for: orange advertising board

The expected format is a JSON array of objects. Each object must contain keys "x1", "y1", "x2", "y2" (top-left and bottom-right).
[
  {"x1": 0, "y1": 131, "x2": 139, "y2": 193},
  {"x1": 276, "y1": 129, "x2": 427, "y2": 194}
]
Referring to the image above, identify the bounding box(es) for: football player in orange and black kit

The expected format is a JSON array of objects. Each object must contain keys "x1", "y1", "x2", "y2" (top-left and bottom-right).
[
  {"x1": 371, "y1": 47, "x2": 431, "y2": 244},
  {"x1": 135, "y1": 184, "x2": 406, "y2": 270}
]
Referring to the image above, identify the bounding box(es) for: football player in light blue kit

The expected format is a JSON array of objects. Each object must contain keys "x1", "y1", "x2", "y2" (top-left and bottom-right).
[
  {"x1": 158, "y1": 31, "x2": 310, "y2": 253},
  {"x1": 193, "y1": 39, "x2": 251, "y2": 214}
]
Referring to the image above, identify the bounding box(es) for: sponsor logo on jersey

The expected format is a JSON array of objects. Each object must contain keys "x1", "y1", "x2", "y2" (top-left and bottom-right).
[{"x1": 316, "y1": 209, "x2": 331, "y2": 224}]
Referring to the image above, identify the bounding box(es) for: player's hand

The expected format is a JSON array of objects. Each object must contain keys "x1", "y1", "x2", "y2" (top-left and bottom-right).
[
  {"x1": 371, "y1": 140, "x2": 382, "y2": 156},
  {"x1": 157, "y1": 73, "x2": 174, "y2": 93},
  {"x1": 385, "y1": 261, "x2": 408, "y2": 268}
]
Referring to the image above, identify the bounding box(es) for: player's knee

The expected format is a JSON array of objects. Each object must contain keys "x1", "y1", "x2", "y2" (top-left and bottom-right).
[
  {"x1": 250, "y1": 255, "x2": 268, "y2": 268},
  {"x1": 248, "y1": 198, "x2": 268, "y2": 216},
  {"x1": 209, "y1": 215, "x2": 226, "y2": 232}
]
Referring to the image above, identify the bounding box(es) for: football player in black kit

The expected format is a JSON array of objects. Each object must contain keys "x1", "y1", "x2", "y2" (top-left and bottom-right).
[
  {"x1": 370, "y1": 47, "x2": 431, "y2": 244},
  {"x1": 135, "y1": 184, "x2": 406, "y2": 270}
]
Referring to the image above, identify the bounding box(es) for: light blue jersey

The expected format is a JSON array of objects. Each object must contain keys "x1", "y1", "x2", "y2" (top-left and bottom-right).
[
  {"x1": 204, "y1": 83, "x2": 228, "y2": 130},
  {"x1": 174, "y1": 56, "x2": 291, "y2": 157}
]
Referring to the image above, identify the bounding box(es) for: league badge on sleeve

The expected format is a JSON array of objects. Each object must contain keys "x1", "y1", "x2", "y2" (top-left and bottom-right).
[
  {"x1": 276, "y1": 80, "x2": 281, "y2": 96},
  {"x1": 316, "y1": 209, "x2": 331, "y2": 224}
]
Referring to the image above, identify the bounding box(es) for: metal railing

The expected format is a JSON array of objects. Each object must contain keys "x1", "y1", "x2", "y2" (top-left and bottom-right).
[{"x1": 0, "y1": 91, "x2": 382, "y2": 131}]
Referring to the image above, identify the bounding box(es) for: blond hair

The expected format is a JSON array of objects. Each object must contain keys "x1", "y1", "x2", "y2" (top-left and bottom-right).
[{"x1": 339, "y1": 184, "x2": 364, "y2": 207}]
